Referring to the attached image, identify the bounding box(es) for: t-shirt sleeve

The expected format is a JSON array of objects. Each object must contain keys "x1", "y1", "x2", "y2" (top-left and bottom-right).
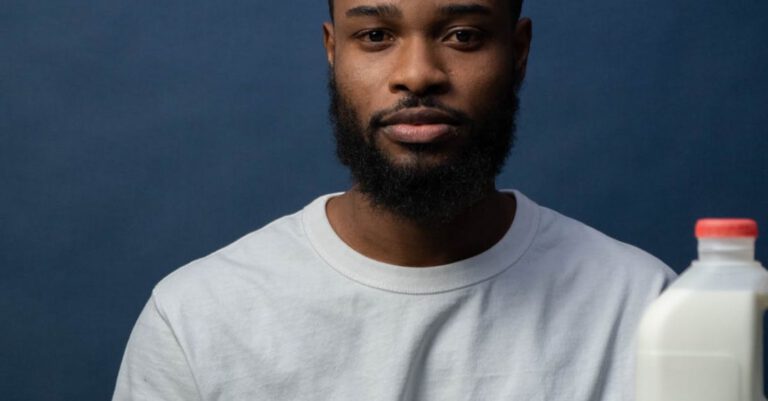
[{"x1": 112, "y1": 292, "x2": 202, "y2": 401}]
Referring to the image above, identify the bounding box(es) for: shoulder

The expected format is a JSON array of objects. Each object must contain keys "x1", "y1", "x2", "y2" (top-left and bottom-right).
[
  {"x1": 518, "y1": 193, "x2": 677, "y2": 296},
  {"x1": 149, "y1": 198, "x2": 322, "y2": 316}
]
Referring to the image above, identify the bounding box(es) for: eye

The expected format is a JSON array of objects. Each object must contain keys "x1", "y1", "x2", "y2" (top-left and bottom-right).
[
  {"x1": 445, "y1": 29, "x2": 485, "y2": 49},
  {"x1": 357, "y1": 29, "x2": 393, "y2": 43},
  {"x1": 366, "y1": 30, "x2": 387, "y2": 42},
  {"x1": 354, "y1": 29, "x2": 396, "y2": 51},
  {"x1": 453, "y1": 30, "x2": 475, "y2": 43}
]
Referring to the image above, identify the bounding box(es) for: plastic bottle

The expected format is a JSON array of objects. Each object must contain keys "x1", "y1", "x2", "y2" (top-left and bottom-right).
[{"x1": 636, "y1": 218, "x2": 768, "y2": 401}]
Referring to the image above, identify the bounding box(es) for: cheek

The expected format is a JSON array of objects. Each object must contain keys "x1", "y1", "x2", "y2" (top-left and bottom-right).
[
  {"x1": 448, "y1": 52, "x2": 515, "y2": 113},
  {"x1": 452, "y1": 55, "x2": 514, "y2": 95},
  {"x1": 335, "y1": 59, "x2": 391, "y2": 120}
]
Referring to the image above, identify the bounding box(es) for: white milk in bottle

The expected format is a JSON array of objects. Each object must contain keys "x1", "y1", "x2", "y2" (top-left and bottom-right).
[{"x1": 636, "y1": 218, "x2": 768, "y2": 401}]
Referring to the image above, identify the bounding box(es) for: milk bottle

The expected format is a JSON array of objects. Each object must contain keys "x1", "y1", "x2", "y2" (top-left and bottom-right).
[{"x1": 636, "y1": 219, "x2": 768, "y2": 401}]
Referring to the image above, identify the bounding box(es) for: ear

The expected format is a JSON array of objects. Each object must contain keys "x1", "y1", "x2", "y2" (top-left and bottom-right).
[
  {"x1": 512, "y1": 18, "x2": 532, "y2": 87},
  {"x1": 323, "y1": 22, "x2": 336, "y2": 67}
]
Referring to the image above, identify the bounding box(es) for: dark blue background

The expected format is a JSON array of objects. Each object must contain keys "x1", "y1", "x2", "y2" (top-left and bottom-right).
[{"x1": 2, "y1": 0, "x2": 767, "y2": 399}]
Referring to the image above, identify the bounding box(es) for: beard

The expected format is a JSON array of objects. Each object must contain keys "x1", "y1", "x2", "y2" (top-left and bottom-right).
[{"x1": 328, "y1": 72, "x2": 520, "y2": 225}]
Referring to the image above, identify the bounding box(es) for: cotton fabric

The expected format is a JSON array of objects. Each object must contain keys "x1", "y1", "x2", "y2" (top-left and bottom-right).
[{"x1": 113, "y1": 191, "x2": 675, "y2": 400}]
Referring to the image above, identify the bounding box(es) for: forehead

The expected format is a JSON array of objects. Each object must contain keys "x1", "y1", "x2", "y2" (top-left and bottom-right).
[{"x1": 332, "y1": 0, "x2": 509, "y2": 21}]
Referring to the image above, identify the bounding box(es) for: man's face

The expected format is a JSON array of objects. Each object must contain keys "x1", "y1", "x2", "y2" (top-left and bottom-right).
[{"x1": 324, "y1": 0, "x2": 531, "y2": 223}]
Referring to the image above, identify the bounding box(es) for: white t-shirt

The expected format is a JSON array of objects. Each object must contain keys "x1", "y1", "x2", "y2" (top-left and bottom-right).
[{"x1": 113, "y1": 191, "x2": 676, "y2": 401}]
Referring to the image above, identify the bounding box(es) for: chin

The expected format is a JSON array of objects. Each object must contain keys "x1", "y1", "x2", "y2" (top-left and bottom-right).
[
  {"x1": 383, "y1": 148, "x2": 458, "y2": 172},
  {"x1": 376, "y1": 137, "x2": 459, "y2": 169}
]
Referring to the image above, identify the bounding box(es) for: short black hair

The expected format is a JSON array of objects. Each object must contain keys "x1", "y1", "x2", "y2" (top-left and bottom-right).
[{"x1": 327, "y1": 1, "x2": 524, "y2": 22}]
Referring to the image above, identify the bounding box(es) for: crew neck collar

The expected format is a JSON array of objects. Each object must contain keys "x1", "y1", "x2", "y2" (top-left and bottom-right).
[{"x1": 302, "y1": 190, "x2": 539, "y2": 295}]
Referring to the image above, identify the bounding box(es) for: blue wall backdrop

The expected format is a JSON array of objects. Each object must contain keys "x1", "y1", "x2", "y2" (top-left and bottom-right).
[{"x1": 2, "y1": 0, "x2": 767, "y2": 399}]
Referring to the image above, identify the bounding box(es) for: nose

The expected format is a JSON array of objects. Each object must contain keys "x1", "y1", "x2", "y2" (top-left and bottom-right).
[{"x1": 388, "y1": 38, "x2": 450, "y2": 97}]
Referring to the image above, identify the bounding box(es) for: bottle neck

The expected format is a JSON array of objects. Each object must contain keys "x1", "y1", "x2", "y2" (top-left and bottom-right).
[{"x1": 697, "y1": 237, "x2": 756, "y2": 262}]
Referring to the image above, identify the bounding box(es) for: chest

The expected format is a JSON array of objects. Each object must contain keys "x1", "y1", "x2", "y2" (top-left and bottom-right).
[{"x1": 182, "y1": 290, "x2": 622, "y2": 401}]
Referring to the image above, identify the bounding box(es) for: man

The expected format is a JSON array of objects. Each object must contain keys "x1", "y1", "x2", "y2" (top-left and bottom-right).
[{"x1": 113, "y1": 0, "x2": 675, "y2": 399}]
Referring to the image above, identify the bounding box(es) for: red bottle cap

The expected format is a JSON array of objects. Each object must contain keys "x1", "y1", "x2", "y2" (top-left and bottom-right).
[{"x1": 695, "y1": 218, "x2": 759, "y2": 238}]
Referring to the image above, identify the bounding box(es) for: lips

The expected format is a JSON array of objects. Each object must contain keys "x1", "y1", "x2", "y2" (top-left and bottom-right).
[{"x1": 379, "y1": 108, "x2": 460, "y2": 144}]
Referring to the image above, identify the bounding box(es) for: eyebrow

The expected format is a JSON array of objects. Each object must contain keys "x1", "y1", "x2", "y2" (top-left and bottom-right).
[
  {"x1": 345, "y1": 4, "x2": 403, "y2": 18},
  {"x1": 438, "y1": 3, "x2": 493, "y2": 17},
  {"x1": 344, "y1": 3, "x2": 492, "y2": 19}
]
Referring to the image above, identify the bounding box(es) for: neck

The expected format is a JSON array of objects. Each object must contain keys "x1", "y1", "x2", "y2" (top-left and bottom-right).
[{"x1": 326, "y1": 185, "x2": 516, "y2": 267}]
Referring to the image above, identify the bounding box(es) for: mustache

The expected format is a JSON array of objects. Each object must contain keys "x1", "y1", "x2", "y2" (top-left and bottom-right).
[{"x1": 369, "y1": 96, "x2": 472, "y2": 129}]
